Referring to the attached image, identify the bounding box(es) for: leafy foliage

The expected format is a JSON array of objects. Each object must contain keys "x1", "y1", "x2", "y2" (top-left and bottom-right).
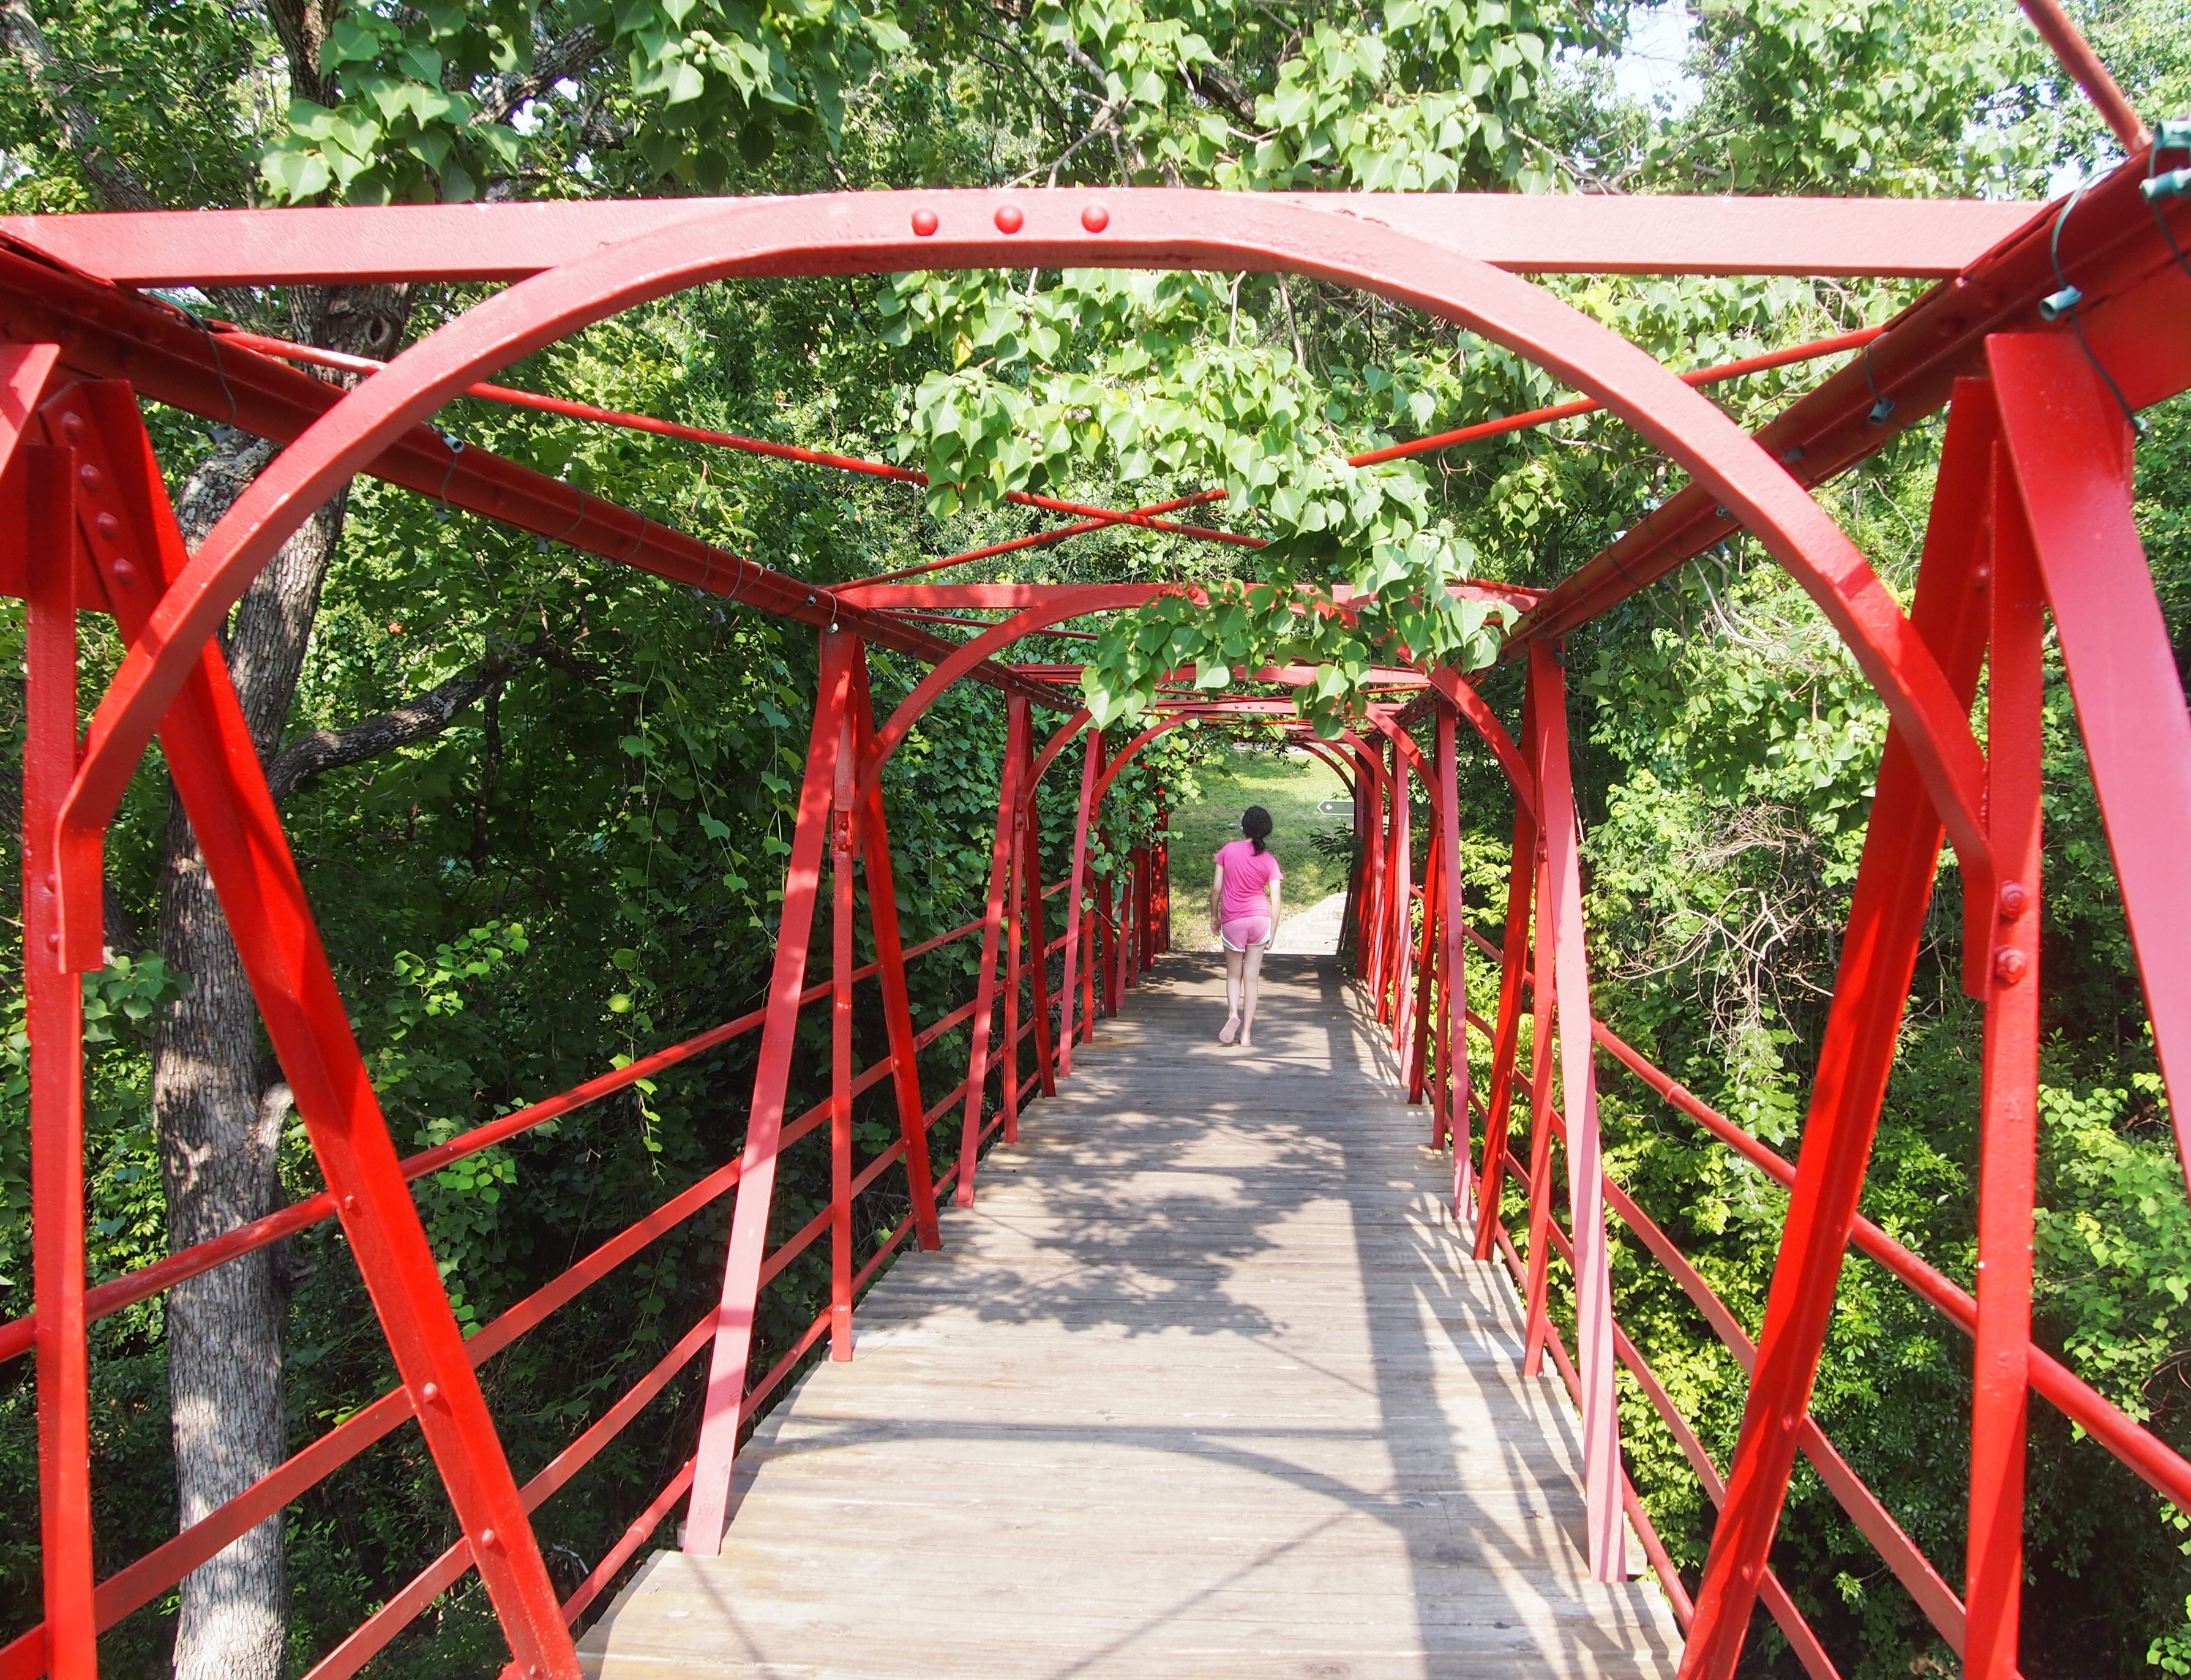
[{"x1": 2, "y1": 1, "x2": 2190, "y2": 1676}]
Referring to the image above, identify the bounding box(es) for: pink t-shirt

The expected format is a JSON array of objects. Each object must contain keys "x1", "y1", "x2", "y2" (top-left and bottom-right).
[{"x1": 1215, "y1": 839, "x2": 1281, "y2": 921}]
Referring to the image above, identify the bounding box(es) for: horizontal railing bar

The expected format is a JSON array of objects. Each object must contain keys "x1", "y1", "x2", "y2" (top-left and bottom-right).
[
  {"x1": 0, "y1": 1146, "x2": 749, "y2": 1680},
  {"x1": 309, "y1": 1307, "x2": 719, "y2": 1680},
  {"x1": 1460, "y1": 926, "x2": 2191, "y2": 1517},
  {"x1": 1490, "y1": 1212, "x2": 1831, "y2": 1673},
  {"x1": 1502, "y1": 1044, "x2": 1968, "y2": 1652},
  {"x1": 560, "y1": 1458, "x2": 694, "y2": 1628},
  {"x1": 0, "y1": 912, "x2": 1006, "y2": 1367}
]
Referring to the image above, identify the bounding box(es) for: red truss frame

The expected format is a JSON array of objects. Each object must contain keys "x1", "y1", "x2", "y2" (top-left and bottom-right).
[{"x1": 1, "y1": 107, "x2": 2187, "y2": 1680}]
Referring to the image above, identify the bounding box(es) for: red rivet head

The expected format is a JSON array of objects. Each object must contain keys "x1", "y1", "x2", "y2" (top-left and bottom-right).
[
  {"x1": 1997, "y1": 879, "x2": 2029, "y2": 920},
  {"x1": 59, "y1": 411, "x2": 84, "y2": 440},
  {"x1": 94, "y1": 512, "x2": 119, "y2": 539},
  {"x1": 110, "y1": 558, "x2": 136, "y2": 585},
  {"x1": 478, "y1": 1528, "x2": 498, "y2": 1550},
  {"x1": 342, "y1": 1194, "x2": 359, "y2": 1211},
  {"x1": 910, "y1": 208, "x2": 938, "y2": 237},
  {"x1": 994, "y1": 203, "x2": 1024, "y2": 234},
  {"x1": 420, "y1": 1381, "x2": 440, "y2": 1402},
  {"x1": 78, "y1": 462, "x2": 102, "y2": 489},
  {"x1": 1081, "y1": 203, "x2": 1109, "y2": 233},
  {"x1": 1993, "y1": 946, "x2": 2029, "y2": 985}
]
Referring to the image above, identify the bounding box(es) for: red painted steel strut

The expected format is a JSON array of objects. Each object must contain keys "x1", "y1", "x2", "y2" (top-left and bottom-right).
[
  {"x1": 1966, "y1": 423, "x2": 2045, "y2": 1680},
  {"x1": 686, "y1": 631, "x2": 856, "y2": 1558},
  {"x1": 1679, "y1": 381, "x2": 1999, "y2": 1678},
  {"x1": 46, "y1": 381, "x2": 583, "y2": 1677},
  {"x1": 24, "y1": 436, "x2": 94, "y2": 1680}
]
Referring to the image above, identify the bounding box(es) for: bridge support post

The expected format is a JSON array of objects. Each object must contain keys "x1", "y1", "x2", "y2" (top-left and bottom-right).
[
  {"x1": 1680, "y1": 384, "x2": 1999, "y2": 1674},
  {"x1": 1434, "y1": 695, "x2": 1470, "y2": 1160},
  {"x1": 1471, "y1": 740, "x2": 1537, "y2": 1257},
  {"x1": 1527, "y1": 641, "x2": 1625, "y2": 1583},
  {"x1": 1964, "y1": 430, "x2": 2045, "y2": 1680},
  {"x1": 1057, "y1": 725, "x2": 1102, "y2": 1072},
  {"x1": 848, "y1": 650, "x2": 942, "y2": 1254},
  {"x1": 830, "y1": 658, "x2": 858, "y2": 1359},
  {"x1": 1020, "y1": 748, "x2": 1058, "y2": 1100},
  {"x1": 958, "y1": 694, "x2": 1028, "y2": 1206},
  {"x1": 53, "y1": 384, "x2": 582, "y2": 1673},
  {"x1": 23, "y1": 437, "x2": 97, "y2": 1680},
  {"x1": 688, "y1": 628, "x2": 856, "y2": 1557}
]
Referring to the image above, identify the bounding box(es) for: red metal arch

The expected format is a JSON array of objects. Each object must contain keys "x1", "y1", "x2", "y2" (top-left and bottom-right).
[{"x1": 51, "y1": 188, "x2": 1992, "y2": 965}]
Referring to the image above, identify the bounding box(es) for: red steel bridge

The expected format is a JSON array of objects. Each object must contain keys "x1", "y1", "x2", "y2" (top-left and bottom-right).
[{"x1": 4, "y1": 12, "x2": 2191, "y2": 1674}]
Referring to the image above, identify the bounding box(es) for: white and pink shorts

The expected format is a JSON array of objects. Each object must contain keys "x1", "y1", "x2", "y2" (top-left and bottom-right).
[{"x1": 1219, "y1": 915, "x2": 1273, "y2": 952}]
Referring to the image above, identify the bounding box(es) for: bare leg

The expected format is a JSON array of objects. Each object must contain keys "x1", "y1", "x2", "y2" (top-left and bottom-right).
[
  {"x1": 1238, "y1": 942, "x2": 1268, "y2": 1048},
  {"x1": 1221, "y1": 945, "x2": 1244, "y2": 1042}
]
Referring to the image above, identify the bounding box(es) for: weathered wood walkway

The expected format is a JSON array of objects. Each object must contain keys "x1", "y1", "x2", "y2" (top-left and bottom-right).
[{"x1": 580, "y1": 953, "x2": 1684, "y2": 1678}]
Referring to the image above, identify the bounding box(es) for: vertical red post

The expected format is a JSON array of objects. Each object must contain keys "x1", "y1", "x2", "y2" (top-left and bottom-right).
[
  {"x1": 1472, "y1": 784, "x2": 1538, "y2": 1254},
  {"x1": 1098, "y1": 863, "x2": 1120, "y2": 1018},
  {"x1": 848, "y1": 654, "x2": 941, "y2": 1253},
  {"x1": 1519, "y1": 850, "x2": 1557, "y2": 1376},
  {"x1": 1407, "y1": 836, "x2": 1439, "y2": 1108},
  {"x1": 1681, "y1": 384, "x2": 2000, "y2": 1673},
  {"x1": 1529, "y1": 641, "x2": 1624, "y2": 1582},
  {"x1": 688, "y1": 628, "x2": 856, "y2": 1556},
  {"x1": 1381, "y1": 740, "x2": 1412, "y2": 1025},
  {"x1": 1357, "y1": 743, "x2": 1385, "y2": 983},
  {"x1": 1002, "y1": 700, "x2": 1032, "y2": 1141},
  {"x1": 24, "y1": 442, "x2": 97, "y2": 1680},
  {"x1": 828, "y1": 686, "x2": 857, "y2": 1361},
  {"x1": 62, "y1": 385, "x2": 577, "y2": 1673},
  {"x1": 1021, "y1": 772, "x2": 1058, "y2": 1099},
  {"x1": 1056, "y1": 725, "x2": 1102, "y2": 1073},
  {"x1": 1988, "y1": 335, "x2": 2191, "y2": 1178},
  {"x1": 1435, "y1": 697, "x2": 1470, "y2": 1157},
  {"x1": 1966, "y1": 399, "x2": 2047, "y2": 1680},
  {"x1": 957, "y1": 696, "x2": 1026, "y2": 1206}
]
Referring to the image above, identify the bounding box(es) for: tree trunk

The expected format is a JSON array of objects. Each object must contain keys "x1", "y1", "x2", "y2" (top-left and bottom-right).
[{"x1": 158, "y1": 282, "x2": 408, "y2": 1680}]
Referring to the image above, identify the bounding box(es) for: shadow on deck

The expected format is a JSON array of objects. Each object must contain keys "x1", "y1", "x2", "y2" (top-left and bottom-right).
[{"x1": 578, "y1": 952, "x2": 1684, "y2": 1679}]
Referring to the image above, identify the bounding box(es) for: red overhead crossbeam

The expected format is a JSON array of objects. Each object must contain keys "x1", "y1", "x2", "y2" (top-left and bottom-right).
[{"x1": 1, "y1": 192, "x2": 2044, "y2": 288}]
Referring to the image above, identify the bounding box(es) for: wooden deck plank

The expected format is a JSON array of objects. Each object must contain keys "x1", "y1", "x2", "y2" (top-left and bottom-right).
[{"x1": 579, "y1": 953, "x2": 1684, "y2": 1679}]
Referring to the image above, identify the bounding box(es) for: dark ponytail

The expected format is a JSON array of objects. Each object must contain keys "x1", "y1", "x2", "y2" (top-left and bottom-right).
[{"x1": 1242, "y1": 805, "x2": 1273, "y2": 855}]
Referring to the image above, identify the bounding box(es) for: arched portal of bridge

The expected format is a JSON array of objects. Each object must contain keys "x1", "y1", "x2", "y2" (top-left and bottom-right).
[{"x1": 1, "y1": 119, "x2": 2187, "y2": 1680}]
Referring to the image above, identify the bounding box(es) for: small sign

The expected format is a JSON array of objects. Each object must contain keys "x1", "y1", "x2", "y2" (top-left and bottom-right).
[{"x1": 1316, "y1": 798, "x2": 1351, "y2": 816}]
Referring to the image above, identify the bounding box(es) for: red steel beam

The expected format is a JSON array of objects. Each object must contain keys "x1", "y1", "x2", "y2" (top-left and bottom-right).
[
  {"x1": 1513, "y1": 146, "x2": 2191, "y2": 648},
  {"x1": 1, "y1": 192, "x2": 2043, "y2": 289},
  {"x1": 0, "y1": 249, "x2": 1069, "y2": 713}
]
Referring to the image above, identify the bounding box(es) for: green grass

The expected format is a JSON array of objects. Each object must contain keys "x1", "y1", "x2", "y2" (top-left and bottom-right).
[{"x1": 1166, "y1": 747, "x2": 1352, "y2": 950}]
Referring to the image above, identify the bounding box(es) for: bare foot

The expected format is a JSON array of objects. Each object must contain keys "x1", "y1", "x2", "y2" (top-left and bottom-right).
[
  {"x1": 1237, "y1": 1033, "x2": 1253, "y2": 1050},
  {"x1": 1219, "y1": 1014, "x2": 1240, "y2": 1044}
]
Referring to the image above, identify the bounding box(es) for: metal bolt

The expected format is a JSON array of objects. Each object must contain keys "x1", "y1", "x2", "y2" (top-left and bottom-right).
[
  {"x1": 94, "y1": 512, "x2": 120, "y2": 539},
  {"x1": 420, "y1": 1381, "x2": 440, "y2": 1402},
  {"x1": 342, "y1": 1194, "x2": 359, "y2": 1211},
  {"x1": 478, "y1": 1528, "x2": 498, "y2": 1550},
  {"x1": 78, "y1": 462, "x2": 102, "y2": 489},
  {"x1": 1997, "y1": 879, "x2": 2029, "y2": 920},
  {"x1": 110, "y1": 558, "x2": 136, "y2": 585},
  {"x1": 993, "y1": 203, "x2": 1024, "y2": 234},
  {"x1": 1993, "y1": 945, "x2": 2029, "y2": 985},
  {"x1": 1081, "y1": 203, "x2": 1110, "y2": 232},
  {"x1": 59, "y1": 411, "x2": 84, "y2": 439},
  {"x1": 910, "y1": 208, "x2": 938, "y2": 237}
]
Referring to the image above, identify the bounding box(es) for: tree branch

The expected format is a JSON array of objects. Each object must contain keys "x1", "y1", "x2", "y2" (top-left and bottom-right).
[
  {"x1": 265, "y1": 642, "x2": 552, "y2": 804},
  {"x1": 1, "y1": 0, "x2": 159, "y2": 210},
  {"x1": 477, "y1": 24, "x2": 604, "y2": 127}
]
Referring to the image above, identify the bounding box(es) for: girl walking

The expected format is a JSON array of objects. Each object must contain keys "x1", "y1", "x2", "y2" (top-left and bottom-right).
[{"x1": 1212, "y1": 805, "x2": 1282, "y2": 1048}]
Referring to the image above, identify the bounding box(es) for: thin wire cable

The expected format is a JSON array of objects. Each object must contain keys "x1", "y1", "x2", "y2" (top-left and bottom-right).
[{"x1": 2050, "y1": 181, "x2": 2147, "y2": 438}]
